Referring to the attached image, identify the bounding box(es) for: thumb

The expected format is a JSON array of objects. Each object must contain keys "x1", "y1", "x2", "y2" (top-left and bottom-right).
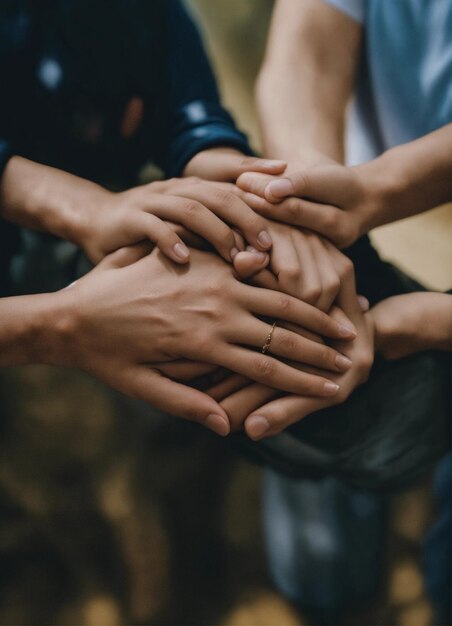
[
  {"x1": 233, "y1": 248, "x2": 270, "y2": 280},
  {"x1": 113, "y1": 365, "x2": 231, "y2": 436},
  {"x1": 265, "y1": 166, "x2": 350, "y2": 204}
]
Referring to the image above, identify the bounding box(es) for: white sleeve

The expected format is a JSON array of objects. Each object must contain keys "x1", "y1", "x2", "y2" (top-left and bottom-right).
[{"x1": 321, "y1": 0, "x2": 365, "y2": 24}]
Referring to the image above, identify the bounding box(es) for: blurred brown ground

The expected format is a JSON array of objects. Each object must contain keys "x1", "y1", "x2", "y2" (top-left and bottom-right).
[{"x1": 0, "y1": 1, "x2": 450, "y2": 625}]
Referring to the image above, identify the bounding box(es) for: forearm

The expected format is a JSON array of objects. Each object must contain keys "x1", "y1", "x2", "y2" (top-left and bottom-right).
[
  {"x1": 0, "y1": 156, "x2": 109, "y2": 244},
  {"x1": 256, "y1": 0, "x2": 362, "y2": 165},
  {"x1": 359, "y1": 124, "x2": 452, "y2": 230},
  {"x1": 0, "y1": 290, "x2": 73, "y2": 368},
  {"x1": 372, "y1": 292, "x2": 452, "y2": 360}
]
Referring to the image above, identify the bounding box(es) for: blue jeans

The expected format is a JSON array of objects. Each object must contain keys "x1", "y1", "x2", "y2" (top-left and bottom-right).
[
  {"x1": 263, "y1": 457, "x2": 451, "y2": 622},
  {"x1": 423, "y1": 453, "x2": 451, "y2": 625},
  {"x1": 262, "y1": 470, "x2": 386, "y2": 619}
]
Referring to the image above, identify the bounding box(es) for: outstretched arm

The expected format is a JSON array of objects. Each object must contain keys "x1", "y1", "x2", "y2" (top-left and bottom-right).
[
  {"x1": 237, "y1": 124, "x2": 452, "y2": 248},
  {"x1": 256, "y1": 0, "x2": 362, "y2": 165}
]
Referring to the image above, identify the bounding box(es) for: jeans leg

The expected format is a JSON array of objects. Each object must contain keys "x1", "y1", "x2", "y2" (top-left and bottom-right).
[
  {"x1": 262, "y1": 468, "x2": 386, "y2": 618},
  {"x1": 422, "y1": 453, "x2": 452, "y2": 625}
]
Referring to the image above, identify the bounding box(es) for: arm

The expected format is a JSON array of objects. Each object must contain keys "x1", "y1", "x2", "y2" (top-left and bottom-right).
[
  {"x1": 255, "y1": 0, "x2": 362, "y2": 165},
  {"x1": 155, "y1": 0, "x2": 286, "y2": 181},
  {"x1": 0, "y1": 155, "x2": 275, "y2": 263},
  {"x1": 0, "y1": 244, "x2": 357, "y2": 432},
  {"x1": 371, "y1": 292, "x2": 452, "y2": 359},
  {"x1": 236, "y1": 124, "x2": 452, "y2": 247}
]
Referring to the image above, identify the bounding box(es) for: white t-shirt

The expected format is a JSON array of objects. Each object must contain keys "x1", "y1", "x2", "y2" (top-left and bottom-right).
[{"x1": 323, "y1": 0, "x2": 452, "y2": 164}]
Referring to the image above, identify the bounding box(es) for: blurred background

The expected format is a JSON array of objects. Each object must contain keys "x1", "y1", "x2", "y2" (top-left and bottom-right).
[{"x1": 0, "y1": 1, "x2": 450, "y2": 625}]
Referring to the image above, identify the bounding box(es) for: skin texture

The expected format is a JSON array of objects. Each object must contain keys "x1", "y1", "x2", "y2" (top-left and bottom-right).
[
  {"x1": 0, "y1": 154, "x2": 284, "y2": 265},
  {"x1": 236, "y1": 124, "x2": 452, "y2": 248},
  {"x1": 209, "y1": 256, "x2": 374, "y2": 439},
  {"x1": 205, "y1": 0, "x2": 452, "y2": 438},
  {"x1": 0, "y1": 243, "x2": 360, "y2": 433},
  {"x1": 255, "y1": 0, "x2": 362, "y2": 165}
]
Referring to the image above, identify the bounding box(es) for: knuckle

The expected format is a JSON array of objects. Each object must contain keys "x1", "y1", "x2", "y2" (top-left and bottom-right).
[
  {"x1": 285, "y1": 198, "x2": 301, "y2": 220},
  {"x1": 325, "y1": 277, "x2": 341, "y2": 298},
  {"x1": 182, "y1": 199, "x2": 202, "y2": 217},
  {"x1": 304, "y1": 285, "x2": 322, "y2": 304},
  {"x1": 280, "y1": 266, "x2": 302, "y2": 283},
  {"x1": 241, "y1": 156, "x2": 258, "y2": 169},
  {"x1": 277, "y1": 294, "x2": 293, "y2": 314},
  {"x1": 278, "y1": 332, "x2": 298, "y2": 354},
  {"x1": 185, "y1": 176, "x2": 201, "y2": 185},
  {"x1": 338, "y1": 255, "x2": 355, "y2": 279},
  {"x1": 255, "y1": 356, "x2": 275, "y2": 380},
  {"x1": 322, "y1": 208, "x2": 339, "y2": 232},
  {"x1": 320, "y1": 345, "x2": 335, "y2": 367}
]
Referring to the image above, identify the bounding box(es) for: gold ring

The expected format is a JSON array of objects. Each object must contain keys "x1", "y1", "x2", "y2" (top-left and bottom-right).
[{"x1": 262, "y1": 322, "x2": 277, "y2": 354}]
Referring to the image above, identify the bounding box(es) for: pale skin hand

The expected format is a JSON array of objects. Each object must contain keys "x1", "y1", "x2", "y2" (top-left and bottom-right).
[
  {"x1": 212, "y1": 259, "x2": 374, "y2": 439},
  {"x1": 236, "y1": 124, "x2": 452, "y2": 248},
  {"x1": 0, "y1": 243, "x2": 357, "y2": 436},
  {"x1": 0, "y1": 153, "x2": 282, "y2": 265},
  {"x1": 61, "y1": 244, "x2": 359, "y2": 412}
]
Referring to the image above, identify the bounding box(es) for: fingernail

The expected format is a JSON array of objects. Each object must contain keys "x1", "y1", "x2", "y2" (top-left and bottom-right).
[
  {"x1": 335, "y1": 354, "x2": 352, "y2": 371},
  {"x1": 245, "y1": 415, "x2": 270, "y2": 440},
  {"x1": 262, "y1": 159, "x2": 286, "y2": 168},
  {"x1": 338, "y1": 324, "x2": 357, "y2": 339},
  {"x1": 324, "y1": 382, "x2": 340, "y2": 395},
  {"x1": 358, "y1": 295, "x2": 370, "y2": 312},
  {"x1": 173, "y1": 242, "x2": 189, "y2": 260},
  {"x1": 230, "y1": 247, "x2": 239, "y2": 259},
  {"x1": 257, "y1": 230, "x2": 272, "y2": 248},
  {"x1": 205, "y1": 414, "x2": 230, "y2": 437},
  {"x1": 267, "y1": 179, "x2": 293, "y2": 198},
  {"x1": 246, "y1": 246, "x2": 267, "y2": 262}
]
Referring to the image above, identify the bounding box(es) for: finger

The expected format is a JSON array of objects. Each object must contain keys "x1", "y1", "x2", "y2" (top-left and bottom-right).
[
  {"x1": 234, "y1": 155, "x2": 287, "y2": 175},
  {"x1": 155, "y1": 360, "x2": 218, "y2": 381},
  {"x1": 143, "y1": 194, "x2": 237, "y2": 262},
  {"x1": 233, "y1": 249, "x2": 270, "y2": 280},
  {"x1": 215, "y1": 345, "x2": 341, "y2": 397},
  {"x1": 233, "y1": 318, "x2": 352, "y2": 373},
  {"x1": 244, "y1": 394, "x2": 332, "y2": 440},
  {"x1": 241, "y1": 192, "x2": 340, "y2": 242},
  {"x1": 264, "y1": 167, "x2": 350, "y2": 204},
  {"x1": 237, "y1": 284, "x2": 357, "y2": 340},
  {"x1": 220, "y1": 383, "x2": 278, "y2": 431},
  {"x1": 358, "y1": 295, "x2": 370, "y2": 312},
  {"x1": 269, "y1": 229, "x2": 307, "y2": 298},
  {"x1": 236, "y1": 172, "x2": 280, "y2": 201},
  {"x1": 293, "y1": 231, "x2": 323, "y2": 305},
  {"x1": 170, "y1": 182, "x2": 274, "y2": 251},
  {"x1": 96, "y1": 242, "x2": 153, "y2": 270},
  {"x1": 111, "y1": 366, "x2": 231, "y2": 436},
  {"x1": 190, "y1": 152, "x2": 286, "y2": 182},
  {"x1": 206, "y1": 374, "x2": 250, "y2": 402},
  {"x1": 126, "y1": 212, "x2": 191, "y2": 264},
  {"x1": 310, "y1": 236, "x2": 341, "y2": 311}
]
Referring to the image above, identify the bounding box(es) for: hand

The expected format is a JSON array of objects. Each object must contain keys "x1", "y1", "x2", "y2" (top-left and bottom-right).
[
  {"x1": 235, "y1": 163, "x2": 386, "y2": 248},
  {"x1": 54, "y1": 246, "x2": 357, "y2": 427},
  {"x1": 183, "y1": 146, "x2": 287, "y2": 182},
  {"x1": 212, "y1": 259, "x2": 374, "y2": 439},
  {"x1": 233, "y1": 225, "x2": 358, "y2": 313},
  {"x1": 370, "y1": 292, "x2": 452, "y2": 359},
  {"x1": 78, "y1": 176, "x2": 275, "y2": 264},
  {"x1": 0, "y1": 156, "x2": 274, "y2": 266}
]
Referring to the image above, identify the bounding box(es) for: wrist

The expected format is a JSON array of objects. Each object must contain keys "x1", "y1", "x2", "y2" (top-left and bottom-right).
[
  {"x1": 353, "y1": 149, "x2": 410, "y2": 233},
  {"x1": 0, "y1": 288, "x2": 77, "y2": 368},
  {"x1": 0, "y1": 156, "x2": 110, "y2": 247}
]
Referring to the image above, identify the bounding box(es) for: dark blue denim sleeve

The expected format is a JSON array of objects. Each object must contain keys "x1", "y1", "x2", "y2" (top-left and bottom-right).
[{"x1": 163, "y1": 0, "x2": 252, "y2": 176}]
